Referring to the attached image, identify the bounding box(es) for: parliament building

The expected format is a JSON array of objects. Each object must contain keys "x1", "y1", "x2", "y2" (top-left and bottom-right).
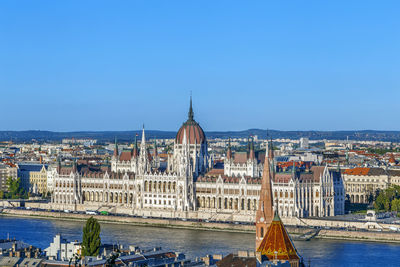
[{"x1": 51, "y1": 98, "x2": 345, "y2": 221}]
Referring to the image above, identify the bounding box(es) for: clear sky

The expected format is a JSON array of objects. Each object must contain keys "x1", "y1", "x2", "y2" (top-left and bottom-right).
[{"x1": 0, "y1": 1, "x2": 399, "y2": 132}]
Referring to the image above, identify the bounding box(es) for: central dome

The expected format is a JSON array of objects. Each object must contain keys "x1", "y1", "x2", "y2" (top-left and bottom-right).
[{"x1": 176, "y1": 97, "x2": 206, "y2": 144}]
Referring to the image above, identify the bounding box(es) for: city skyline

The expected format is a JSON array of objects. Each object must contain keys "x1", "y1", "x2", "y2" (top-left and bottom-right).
[{"x1": 1, "y1": 1, "x2": 399, "y2": 132}]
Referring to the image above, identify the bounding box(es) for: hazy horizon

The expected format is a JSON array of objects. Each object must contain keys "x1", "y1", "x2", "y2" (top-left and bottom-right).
[{"x1": 2, "y1": 128, "x2": 400, "y2": 133}]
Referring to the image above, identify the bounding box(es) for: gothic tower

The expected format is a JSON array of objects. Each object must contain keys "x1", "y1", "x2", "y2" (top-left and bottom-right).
[{"x1": 255, "y1": 139, "x2": 275, "y2": 250}]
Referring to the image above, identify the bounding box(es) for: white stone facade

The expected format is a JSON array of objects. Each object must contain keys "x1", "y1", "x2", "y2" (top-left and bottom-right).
[
  {"x1": 51, "y1": 103, "x2": 207, "y2": 214},
  {"x1": 50, "y1": 101, "x2": 344, "y2": 220},
  {"x1": 196, "y1": 165, "x2": 345, "y2": 219}
]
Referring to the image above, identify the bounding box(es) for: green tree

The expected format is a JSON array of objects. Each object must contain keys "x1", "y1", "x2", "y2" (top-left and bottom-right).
[
  {"x1": 82, "y1": 217, "x2": 101, "y2": 257},
  {"x1": 0, "y1": 191, "x2": 4, "y2": 199},
  {"x1": 374, "y1": 185, "x2": 400, "y2": 212},
  {"x1": 5, "y1": 177, "x2": 26, "y2": 199},
  {"x1": 391, "y1": 199, "x2": 400, "y2": 212}
]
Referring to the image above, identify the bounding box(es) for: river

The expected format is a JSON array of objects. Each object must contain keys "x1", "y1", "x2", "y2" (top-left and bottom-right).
[{"x1": 0, "y1": 216, "x2": 399, "y2": 266}]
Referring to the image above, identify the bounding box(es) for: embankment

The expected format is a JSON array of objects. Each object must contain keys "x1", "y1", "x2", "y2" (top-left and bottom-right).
[{"x1": 3, "y1": 208, "x2": 400, "y2": 243}]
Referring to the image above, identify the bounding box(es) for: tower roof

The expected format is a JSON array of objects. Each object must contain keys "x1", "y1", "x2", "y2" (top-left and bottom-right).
[
  {"x1": 257, "y1": 212, "x2": 300, "y2": 262},
  {"x1": 113, "y1": 137, "x2": 119, "y2": 157}
]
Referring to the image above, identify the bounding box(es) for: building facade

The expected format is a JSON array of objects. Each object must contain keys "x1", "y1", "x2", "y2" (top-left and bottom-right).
[
  {"x1": 342, "y1": 167, "x2": 400, "y2": 203},
  {"x1": 196, "y1": 164, "x2": 345, "y2": 219},
  {"x1": 29, "y1": 165, "x2": 48, "y2": 195},
  {"x1": 50, "y1": 99, "x2": 345, "y2": 221},
  {"x1": 52, "y1": 98, "x2": 208, "y2": 214},
  {"x1": 0, "y1": 163, "x2": 18, "y2": 191}
]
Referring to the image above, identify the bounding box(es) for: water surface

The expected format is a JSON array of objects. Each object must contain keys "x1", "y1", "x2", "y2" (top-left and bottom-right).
[{"x1": 0, "y1": 216, "x2": 399, "y2": 267}]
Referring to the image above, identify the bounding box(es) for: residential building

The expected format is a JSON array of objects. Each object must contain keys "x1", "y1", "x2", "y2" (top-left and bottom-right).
[
  {"x1": 44, "y1": 234, "x2": 81, "y2": 261},
  {"x1": 29, "y1": 165, "x2": 48, "y2": 195},
  {"x1": 342, "y1": 167, "x2": 400, "y2": 203},
  {"x1": 0, "y1": 163, "x2": 18, "y2": 191},
  {"x1": 16, "y1": 163, "x2": 47, "y2": 192}
]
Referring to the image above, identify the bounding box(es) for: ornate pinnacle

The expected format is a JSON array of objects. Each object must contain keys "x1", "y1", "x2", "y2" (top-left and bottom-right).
[{"x1": 188, "y1": 95, "x2": 194, "y2": 121}]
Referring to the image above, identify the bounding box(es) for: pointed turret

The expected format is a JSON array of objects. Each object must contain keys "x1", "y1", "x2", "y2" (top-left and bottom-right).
[
  {"x1": 132, "y1": 134, "x2": 138, "y2": 158},
  {"x1": 249, "y1": 137, "x2": 255, "y2": 160},
  {"x1": 141, "y1": 125, "x2": 146, "y2": 148},
  {"x1": 113, "y1": 137, "x2": 119, "y2": 158},
  {"x1": 227, "y1": 138, "x2": 232, "y2": 160},
  {"x1": 188, "y1": 95, "x2": 194, "y2": 121},
  {"x1": 153, "y1": 138, "x2": 158, "y2": 158},
  {"x1": 255, "y1": 140, "x2": 275, "y2": 250}
]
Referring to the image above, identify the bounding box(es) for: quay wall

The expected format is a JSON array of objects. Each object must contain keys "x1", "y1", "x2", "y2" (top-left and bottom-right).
[
  {"x1": 21, "y1": 202, "x2": 399, "y2": 231},
  {"x1": 0, "y1": 208, "x2": 255, "y2": 233},
  {"x1": 3, "y1": 209, "x2": 400, "y2": 243},
  {"x1": 317, "y1": 229, "x2": 400, "y2": 243}
]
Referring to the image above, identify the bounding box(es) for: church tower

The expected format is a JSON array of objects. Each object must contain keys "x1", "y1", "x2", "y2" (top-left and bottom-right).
[{"x1": 255, "y1": 139, "x2": 275, "y2": 250}]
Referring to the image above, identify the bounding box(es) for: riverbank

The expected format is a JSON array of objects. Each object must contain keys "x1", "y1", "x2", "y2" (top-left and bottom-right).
[
  {"x1": 3, "y1": 208, "x2": 400, "y2": 244},
  {"x1": 0, "y1": 208, "x2": 255, "y2": 233}
]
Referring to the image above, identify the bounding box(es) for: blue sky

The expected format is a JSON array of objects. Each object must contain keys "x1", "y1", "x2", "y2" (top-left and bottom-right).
[{"x1": 0, "y1": 1, "x2": 399, "y2": 131}]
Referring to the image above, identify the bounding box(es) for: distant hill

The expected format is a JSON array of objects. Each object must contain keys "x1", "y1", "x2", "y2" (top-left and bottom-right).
[{"x1": 1, "y1": 129, "x2": 400, "y2": 142}]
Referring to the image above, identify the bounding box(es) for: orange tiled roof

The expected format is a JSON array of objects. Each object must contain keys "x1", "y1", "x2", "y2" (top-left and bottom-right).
[
  {"x1": 257, "y1": 213, "x2": 300, "y2": 261},
  {"x1": 343, "y1": 167, "x2": 370, "y2": 176}
]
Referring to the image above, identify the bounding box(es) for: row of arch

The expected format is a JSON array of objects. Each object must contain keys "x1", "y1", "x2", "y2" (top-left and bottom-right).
[
  {"x1": 53, "y1": 193, "x2": 74, "y2": 204},
  {"x1": 350, "y1": 194, "x2": 366, "y2": 203},
  {"x1": 82, "y1": 191, "x2": 134, "y2": 205},
  {"x1": 144, "y1": 180, "x2": 176, "y2": 193},
  {"x1": 55, "y1": 181, "x2": 75, "y2": 188},
  {"x1": 197, "y1": 196, "x2": 258, "y2": 211}
]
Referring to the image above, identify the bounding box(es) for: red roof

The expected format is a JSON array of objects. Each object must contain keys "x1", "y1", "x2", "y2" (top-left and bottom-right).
[
  {"x1": 176, "y1": 120, "x2": 206, "y2": 144},
  {"x1": 119, "y1": 151, "x2": 132, "y2": 161},
  {"x1": 343, "y1": 167, "x2": 370, "y2": 176},
  {"x1": 257, "y1": 213, "x2": 300, "y2": 261}
]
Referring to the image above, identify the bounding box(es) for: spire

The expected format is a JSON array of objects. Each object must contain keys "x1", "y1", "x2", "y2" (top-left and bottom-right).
[
  {"x1": 153, "y1": 138, "x2": 158, "y2": 158},
  {"x1": 132, "y1": 134, "x2": 138, "y2": 158},
  {"x1": 273, "y1": 209, "x2": 280, "y2": 221},
  {"x1": 188, "y1": 94, "x2": 194, "y2": 121},
  {"x1": 255, "y1": 140, "x2": 275, "y2": 250},
  {"x1": 249, "y1": 137, "x2": 255, "y2": 160},
  {"x1": 113, "y1": 137, "x2": 119, "y2": 158},
  {"x1": 141, "y1": 124, "x2": 146, "y2": 146},
  {"x1": 227, "y1": 138, "x2": 232, "y2": 160}
]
